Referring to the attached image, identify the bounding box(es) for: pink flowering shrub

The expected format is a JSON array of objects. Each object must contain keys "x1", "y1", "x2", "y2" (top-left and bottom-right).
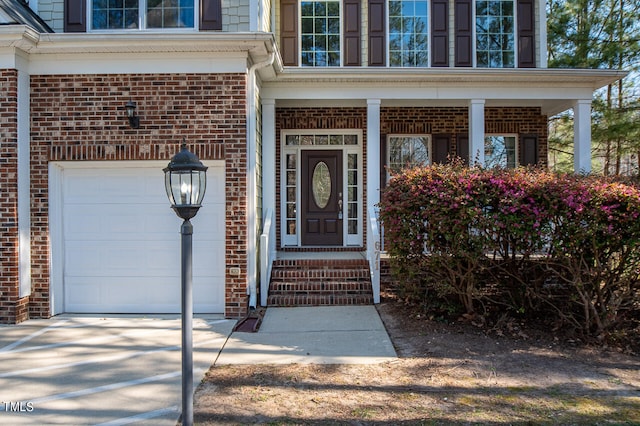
[{"x1": 379, "y1": 164, "x2": 640, "y2": 338}]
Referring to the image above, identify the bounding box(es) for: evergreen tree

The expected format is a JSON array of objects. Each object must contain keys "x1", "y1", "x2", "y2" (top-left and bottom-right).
[{"x1": 547, "y1": 0, "x2": 640, "y2": 175}]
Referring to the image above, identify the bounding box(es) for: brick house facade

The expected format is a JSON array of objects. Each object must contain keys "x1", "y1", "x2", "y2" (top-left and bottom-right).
[{"x1": 0, "y1": 0, "x2": 625, "y2": 323}]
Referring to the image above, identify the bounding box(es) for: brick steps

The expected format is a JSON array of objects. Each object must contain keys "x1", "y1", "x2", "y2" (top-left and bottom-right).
[{"x1": 267, "y1": 258, "x2": 374, "y2": 307}]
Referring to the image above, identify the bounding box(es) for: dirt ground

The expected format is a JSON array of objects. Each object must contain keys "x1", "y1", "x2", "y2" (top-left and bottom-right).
[{"x1": 193, "y1": 300, "x2": 640, "y2": 425}]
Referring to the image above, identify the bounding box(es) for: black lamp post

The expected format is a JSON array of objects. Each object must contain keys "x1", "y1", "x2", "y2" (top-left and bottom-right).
[{"x1": 164, "y1": 144, "x2": 207, "y2": 426}]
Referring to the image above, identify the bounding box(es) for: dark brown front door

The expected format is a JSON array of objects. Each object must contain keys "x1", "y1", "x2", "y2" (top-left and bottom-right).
[{"x1": 301, "y1": 150, "x2": 343, "y2": 246}]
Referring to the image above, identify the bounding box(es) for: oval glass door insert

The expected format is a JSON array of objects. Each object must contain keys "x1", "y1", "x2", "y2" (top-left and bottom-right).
[{"x1": 312, "y1": 161, "x2": 331, "y2": 208}]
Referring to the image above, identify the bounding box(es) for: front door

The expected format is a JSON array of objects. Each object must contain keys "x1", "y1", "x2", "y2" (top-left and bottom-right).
[{"x1": 301, "y1": 150, "x2": 343, "y2": 245}]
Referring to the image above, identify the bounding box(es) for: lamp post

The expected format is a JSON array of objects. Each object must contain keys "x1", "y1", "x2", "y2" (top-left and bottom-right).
[{"x1": 164, "y1": 144, "x2": 207, "y2": 426}]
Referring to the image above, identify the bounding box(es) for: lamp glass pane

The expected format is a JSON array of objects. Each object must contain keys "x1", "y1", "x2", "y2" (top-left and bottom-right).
[
  {"x1": 164, "y1": 171, "x2": 175, "y2": 205},
  {"x1": 167, "y1": 170, "x2": 207, "y2": 206}
]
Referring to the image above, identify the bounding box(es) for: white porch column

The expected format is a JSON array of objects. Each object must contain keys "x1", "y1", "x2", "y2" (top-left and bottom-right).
[
  {"x1": 367, "y1": 99, "x2": 381, "y2": 210},
  {"x1": 469, "y1": 99, "x2": 485, "y2": 166},
  {"x1": 260, "y1": 98, "x2": 276, "y2": 307},
  {"x1": 18, "y1": 70, "x2": 31, "y2": 299},
  {"x1": 573, "y1": 99, "x2": 592, "y2": 173},
  {"x1": 367, "y1": 99, "x2": 381, "y2": 304},
  {"x1": 262, "y1": 99, "x2": 276, "y2": 216}
]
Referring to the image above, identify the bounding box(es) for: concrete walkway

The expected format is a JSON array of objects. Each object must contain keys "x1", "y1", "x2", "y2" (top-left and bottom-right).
[
  {"x1": 217, "y1": 306, "x2": 397, "y2": 364},
  {"x1": 0, "y1": 306, "x2": 396, "y2": 425}
]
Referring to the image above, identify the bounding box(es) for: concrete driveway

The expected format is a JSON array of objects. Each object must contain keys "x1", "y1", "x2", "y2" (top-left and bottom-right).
[{"x1": 0, "y1": 315, "x2": 234, "y2": 425}]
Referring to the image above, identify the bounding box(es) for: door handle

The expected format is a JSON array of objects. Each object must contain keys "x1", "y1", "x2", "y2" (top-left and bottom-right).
[{"x1": 338, "y1": 193, "x2": 343, "y2": 219}]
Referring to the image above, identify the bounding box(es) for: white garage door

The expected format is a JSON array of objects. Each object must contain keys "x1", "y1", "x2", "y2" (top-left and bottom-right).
[{"x1": 59, "y1": 163, "x2": 225, "y2": 314}]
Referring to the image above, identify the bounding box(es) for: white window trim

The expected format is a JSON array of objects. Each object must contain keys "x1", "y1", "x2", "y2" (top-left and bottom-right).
[
  {"x1": 385, "y1": 0, "x2": 431, "y2": 67},
  {"x1": 472, "y1": 0, "x2": 518, "y2": 68},
  {"x1": 386, "y1": 134, "x2": 432, "y2": 180},
  {"x1": 298, "y1": 0, "x2": 344, "y2": 67},
  {"x1": 484, "y1": 134, "x2": 519, "y2": 168},
  {"x1": 280, "y1": 129, "x2": 363, "y2": 247},
  {"x1": 88, "y1": 0, "x2": 201, "y2": 32}
]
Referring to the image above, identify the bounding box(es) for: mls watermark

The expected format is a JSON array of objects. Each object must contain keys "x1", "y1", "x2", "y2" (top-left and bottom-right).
[{"x1": 2, "y1": 401, "x2": 34, "y2": 413}]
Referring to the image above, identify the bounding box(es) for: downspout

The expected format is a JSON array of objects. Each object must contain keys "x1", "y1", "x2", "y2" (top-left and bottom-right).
[{"x1": 247, "y1": 51, "x2": 275, "y2": 309}]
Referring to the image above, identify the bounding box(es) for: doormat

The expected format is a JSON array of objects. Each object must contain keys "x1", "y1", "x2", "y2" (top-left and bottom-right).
[{"x1": 233, "y1": 307, "x2": 265, "y2": 333}]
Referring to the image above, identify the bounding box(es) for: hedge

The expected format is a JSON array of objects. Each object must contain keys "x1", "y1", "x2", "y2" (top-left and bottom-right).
[{"x1": 379, "y1": 163, "x2": 640, "y2": 339}]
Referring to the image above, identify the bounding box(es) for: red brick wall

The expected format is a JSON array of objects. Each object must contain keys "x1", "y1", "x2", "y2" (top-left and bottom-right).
[
  {"x1": 29, "y1": 73, "x2": 250, "y2": 319},
  {"x1": 382, "y1": 106, "x2": 548, "y2": 166},
  {"x1": 0, "y1": 69, "x2": 24, "y2": 323}
]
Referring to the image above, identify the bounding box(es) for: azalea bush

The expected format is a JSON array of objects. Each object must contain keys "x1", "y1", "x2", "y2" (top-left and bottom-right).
[{"x1": 379, "y1": 163, "x2": 640, "y2": 339}]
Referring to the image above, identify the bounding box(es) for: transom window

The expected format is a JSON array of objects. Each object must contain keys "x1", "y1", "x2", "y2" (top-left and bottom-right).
[
  {"x1": 485, "y1": 135, "x2": 517, "y2": 168},
  {"x1": 476, "y1": 0, "x2": 515, "y2": 67},
  {"x1": 301, "y1": 0, "x2": 341, "y2": 66},
  {"x1": 91, "y1": 0, "x2": 195, "y2": 30},
  {"x1": 389, "y1": 0, "x2": 429, "y2": 67},
  {"x1": 387, "y1": 135, "x2": 431, "y2": 174}
]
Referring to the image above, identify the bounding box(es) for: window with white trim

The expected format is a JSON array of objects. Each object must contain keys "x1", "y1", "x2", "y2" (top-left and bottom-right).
[
  {"x1": 476, "y1": 0, "x2": 515, "y2": 68},
  {"x1": 91, "y1": 0, "x2": 196, "y2": 30},
  {"x1": 300, "y1": 0, "x2": 341, "y2": 66},
  {"x1": 387, "y1": 135, "x2": 431, "y2": 174},
  {"x1": 388, "y1": 0, "x2": 429, "y2": 67},
  {"x1": 485, "y1": 135, "x2": 517, "y2": 168}
]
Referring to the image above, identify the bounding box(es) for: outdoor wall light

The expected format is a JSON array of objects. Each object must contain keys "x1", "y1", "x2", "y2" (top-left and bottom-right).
[
  {"x1": 124, "y1": 100, "x2": 140, "y2": 128},
  {"x1": 163, "y1": 143, "x2": 208, "y2": 426}
]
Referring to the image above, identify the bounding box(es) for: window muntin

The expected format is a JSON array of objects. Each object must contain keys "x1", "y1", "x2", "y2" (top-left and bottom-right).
[
  {"x1": 301, "y1": 0, "x2": 341, "y2": 66},
  {"x1": 476, "y1": 0, "x2": 515, "y2": 67},
  {"x1": 91, "y1": 0, "x2": 195, "y2": 30},
  {"x1": 388, "y1": 135, "x2": 431, "y2": 174},
  {"x1": 147, "y1": 0, "x2": 195, "y2": 28},
  {"x1": 388, "y1": 0, "x2": 429, "y2": 67},
  {"x1": 485, "y1": 135, "x2": 517, "y2": 168}
]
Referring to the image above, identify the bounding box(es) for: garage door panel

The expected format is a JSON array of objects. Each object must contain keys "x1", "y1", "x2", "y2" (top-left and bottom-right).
[
  {"x1": 64, "y1": 170, "x2": 166, "y2": 205},
  {"x1": 65, "y1": 276, "x2": 221, "y2": 313},
  {"x1": 60, "y1": 164, "x2": 225, "y2": 314},
  {"x1": 65, "y1": 205, "x2": 180, "y2": 241}
]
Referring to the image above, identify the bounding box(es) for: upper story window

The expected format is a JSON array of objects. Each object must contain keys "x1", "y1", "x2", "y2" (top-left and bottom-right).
[
  {"x1": 91, "y1": 0, "x2": 195, "y2": 30},
  {"x1": 388, "y1": 0, "x2": 429, "y2": 67},
  {"x1": 476, "y1": 0, "x2": 515, "y2": 67},
  {"x1": 280, "y1": 0, "x2": 534, "y2": 68},
  {"x1": 301, "y1": 0, "x2": 341, "y2": 66}
]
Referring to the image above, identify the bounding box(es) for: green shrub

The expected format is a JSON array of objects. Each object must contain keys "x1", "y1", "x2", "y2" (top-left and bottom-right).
[{"x1": 379, "y1": 164, "x2": 640, "y2": 339}]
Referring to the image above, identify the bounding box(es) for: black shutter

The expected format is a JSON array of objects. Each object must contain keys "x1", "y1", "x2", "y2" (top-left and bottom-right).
[
  {"x1": 454, "y1": 0, "x2": 472, "y2": 67},
  {"x1": 519, "y1": 134, "x2": 539, "y2": 165},
  {"x1": 517, "y1": 0, "x2": 536, "y2": 68},
  {"x1": 456, "y1": 134, "x2": 469, "y2": 164},
  {"x1": 344, "y1": 0, "x2": 362, "y2": 66},
  {"x1": 64, "y1": 0, "x2": 86, "y2": 32},
  {"x1": 201, "y1": 0, "x2": 223, "y2": 30},
  {"x1": 431, "y1": 0, "x2": 449, "y2": 67},
  {"x1": 368, "y1": 0, "x2": 386, "y2": 66},
  {"x1": 281, "y1": 0, "x2": 299, "y2": 66},
  {"x1": 432, "y1": 134, "x2": 452, "y2": 164}
]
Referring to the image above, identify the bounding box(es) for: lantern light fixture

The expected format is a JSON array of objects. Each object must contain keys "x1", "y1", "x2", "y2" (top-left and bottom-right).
[
  {"x1": 163, "y1": 143, "x2": 207, "y2": 426},
  {"x1": 124, "y1": 100, "x2": 140, "y2": 128}
]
